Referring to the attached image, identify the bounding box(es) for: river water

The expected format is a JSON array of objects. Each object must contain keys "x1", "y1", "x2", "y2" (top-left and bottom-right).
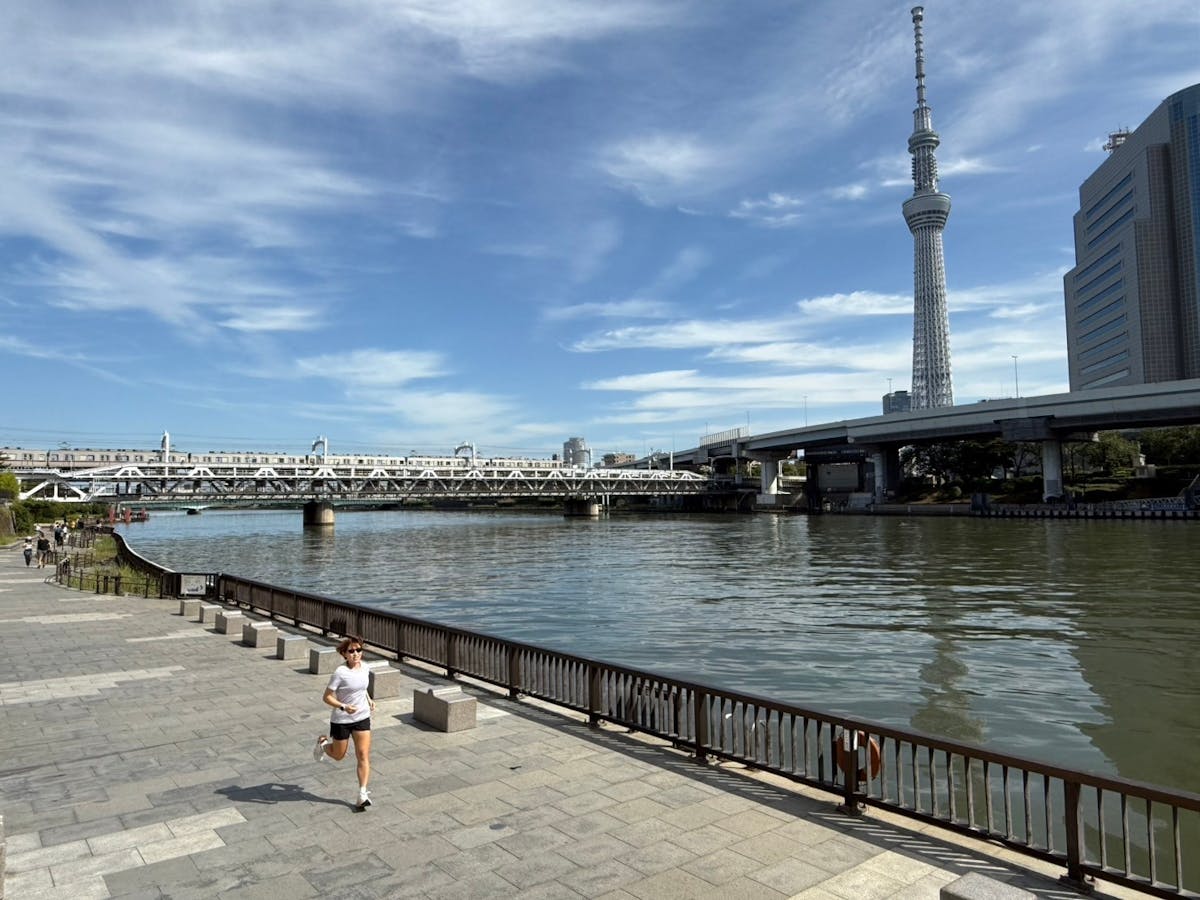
[{"x1": 116, "y1": 508, "x2": 1200, "y2": 795}]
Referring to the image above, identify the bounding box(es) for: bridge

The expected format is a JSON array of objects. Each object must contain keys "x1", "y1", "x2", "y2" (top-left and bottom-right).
[
  {"x1": 676, "y1": 378, "x2": 1200, "y2": 504},
  {"x1": 17, "y1": 460, "x2": 710, "y2": 519}
]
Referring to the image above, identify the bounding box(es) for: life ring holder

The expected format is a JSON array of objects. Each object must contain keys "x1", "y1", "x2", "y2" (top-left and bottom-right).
[{"x1": 834, "y1": 729, "x2": 882, "y2": 782}]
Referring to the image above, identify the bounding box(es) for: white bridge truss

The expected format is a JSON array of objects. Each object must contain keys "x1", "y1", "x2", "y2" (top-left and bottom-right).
[{"x1": 19, "y1": 462, "x2": 711, "y2": 504}]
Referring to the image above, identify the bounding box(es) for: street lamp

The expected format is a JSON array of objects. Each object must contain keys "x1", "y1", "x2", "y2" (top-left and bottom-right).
[
  {"x1": 803, "y1": 395, "x2": 808, "y2": 427},
  {"x1": 1012, "y1": 355, "x2": 1020, "y2": 398}
]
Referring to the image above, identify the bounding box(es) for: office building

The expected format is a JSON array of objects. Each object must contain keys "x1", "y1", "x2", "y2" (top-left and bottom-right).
[{"x1": 1063, "y1": 83, "x2": 1200, "y2": 389}]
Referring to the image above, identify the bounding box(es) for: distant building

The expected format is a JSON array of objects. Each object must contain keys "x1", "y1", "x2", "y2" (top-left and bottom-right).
[
  {"x1": 562, "y1": 437, "x2": 590, "y2": 467},
  {"x1": 602, "y1": 452, "x2": 636, "y2": 467},
  {"x1": 1063, "y1": 82, "x2": 1200, "y2": 390},
  {"x1": 883, "y1": 390, "x2": 912, "y2": 414}
]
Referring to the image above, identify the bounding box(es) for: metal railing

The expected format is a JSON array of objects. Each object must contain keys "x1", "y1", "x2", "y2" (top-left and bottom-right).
[{"x1": 111, "y1": 536, "x2": 1199, "y2": 897}]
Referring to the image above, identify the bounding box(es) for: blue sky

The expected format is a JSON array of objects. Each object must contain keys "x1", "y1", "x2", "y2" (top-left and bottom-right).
[{"x1": 2, "y1": 1, "x2": 1198, "y2": 461}]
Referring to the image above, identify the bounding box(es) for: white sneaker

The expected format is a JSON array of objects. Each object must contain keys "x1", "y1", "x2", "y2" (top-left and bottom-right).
[
  {"x1": 313, "y1": 737, "x2": 328, "y2": 762},
  {"x1": 357, "y1": 787, "x2": 372, "y2": 809}
]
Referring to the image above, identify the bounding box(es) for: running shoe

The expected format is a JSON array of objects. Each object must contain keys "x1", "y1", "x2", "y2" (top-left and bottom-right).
[
  {"x1": 356, "y1": 787, "x2": 372, "y2": 809},
  {"x1": 313, "y1": 737, "x2": 328, "y2": 762}
]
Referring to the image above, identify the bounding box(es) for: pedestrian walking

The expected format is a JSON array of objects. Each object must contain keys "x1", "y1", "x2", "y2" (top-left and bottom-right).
[
  {"x1": 22, "y1": 536, "x2": 33, "y2": 566},
  {"x1": 54, "y1": 523, "x2": 65, "y2": 550},
  {"x1": 312, "y1": 635, "x2": 376, "y2": 809},
  {"x1": 35, "y1": 532, "x2": 51, "y2": 568}
]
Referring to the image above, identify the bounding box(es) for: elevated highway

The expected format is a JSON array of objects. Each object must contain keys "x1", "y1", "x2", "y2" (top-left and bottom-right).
[{"x1": 678, "y1": 379, "x2": 1200, "y2": 503}]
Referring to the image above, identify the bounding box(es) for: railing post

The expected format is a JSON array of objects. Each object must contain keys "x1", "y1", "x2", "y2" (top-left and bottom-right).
[
  {"x1": 508, "y1": 648, "x2": 521, "y2": 699},
  {"x1": 836, "y1": 727, "x2": 862, "y2": 816},
  {"x1": 446, "y1": 632, "x2": 457, "y2": 679},
  {"x1": 1059, "y1": 780, "x2": 1090, "y2": 891},
  {"x1": 588, "y1": 664, "x2": 601, "y2": 724},
  {"x1": 694, "y1": 691, "x2": 708, "y2": 762},
  {"x1": 114, "y1": 575, "x2": 123, "y2": 596}
]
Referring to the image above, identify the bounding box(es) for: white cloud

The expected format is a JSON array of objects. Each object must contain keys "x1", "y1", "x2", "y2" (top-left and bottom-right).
[
  {"x1": 599, "y1": 134, "x2": 724, "y2": 200},
  {"x1": 571, "y1": 319, "x2": 790, "y2": 352},
  {"x1": 544, "y1": 298, "x2": 672, "y2": 322},
  {"x1": 295, "y1": 349, "x2": 447, "y2": 387},
  {"x1": 730, "y1": 192, "x2": 805, "y2": 227},
  {"x1": 220, "y1": 307, "x2": 324, "y2": 333},
  {"x1": 796, "y1": 291, "x2": 912, "y2": 320}
]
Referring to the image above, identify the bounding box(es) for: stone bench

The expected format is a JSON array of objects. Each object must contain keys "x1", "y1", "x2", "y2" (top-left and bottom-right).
[
  {"x1": 242, "y1": 621, "x2": 278, "y2": 648},
  {"x1": 413, "y1": 685, "x2": 476, "y2": 732},
  {"x1": 309, "y1": 646, "x2": 338, "y2": 675},
  {"x1": 941, "y1": 873, "x2": 1036, "y2": 900},
  {"x1": 178, "y1": 598, "x2": 201, "y2": 620},
  {"x1": 369, "y1": 665, "x2": 401, "y2": 699},
  {"x1": 197, "y1": 603, "x2": 222, "y2": 624},
  {"x1": 214, "y1": 610, "x2": 245, "y2": 636},
  {"x1": 276, "y1": 633, "x2": 308, "y2": 660}
]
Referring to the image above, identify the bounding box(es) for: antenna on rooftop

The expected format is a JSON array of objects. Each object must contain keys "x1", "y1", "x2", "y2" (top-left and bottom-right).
[{"x1": 1103, "y1": 129, "x2": 1130, "y2": 153}]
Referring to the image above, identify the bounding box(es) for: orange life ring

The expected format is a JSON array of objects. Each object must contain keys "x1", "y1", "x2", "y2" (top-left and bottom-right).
[{"x1": 835, "y1": 730, "x2": 882, "y2": 781}]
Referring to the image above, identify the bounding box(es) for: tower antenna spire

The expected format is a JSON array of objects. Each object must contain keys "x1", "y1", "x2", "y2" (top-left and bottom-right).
[
  {"x1": 902, "y1": 6, "x2": 954, "y2": 408},
  {"x1": 913, "y1": 5, "x2": 927, "y2": 110}
]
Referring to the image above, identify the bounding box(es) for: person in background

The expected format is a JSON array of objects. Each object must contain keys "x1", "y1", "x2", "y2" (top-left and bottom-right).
[
  {"x1": 312, "y1": 635, "x2": 376, "y2": 810},
  {"x1": 35, "y1": 531, "x2": 51, "y2": 568},
  {"x1": 22, "y1": 536, "x2": 33, "y2": 566}
]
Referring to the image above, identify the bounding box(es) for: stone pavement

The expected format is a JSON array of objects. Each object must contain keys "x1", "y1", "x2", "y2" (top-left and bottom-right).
[{"x1": 0, "y1": 546, "x2": 1141, "y2": 899}]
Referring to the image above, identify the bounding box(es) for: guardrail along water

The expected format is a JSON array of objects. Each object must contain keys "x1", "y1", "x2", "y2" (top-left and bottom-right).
[{"x1": 105, "y1": 525, "x2": 1200, "y2": 897}]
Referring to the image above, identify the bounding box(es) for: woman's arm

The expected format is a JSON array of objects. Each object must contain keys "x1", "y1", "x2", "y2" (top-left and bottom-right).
[{"x1": 323, "y1": 686, "x2": 355, "y2": 714}]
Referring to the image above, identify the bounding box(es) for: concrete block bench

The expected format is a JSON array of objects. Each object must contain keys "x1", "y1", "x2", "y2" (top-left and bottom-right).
[
  {"x1": 413, "y1": 685, "x2": 477, "y2": 732},
  {"x1": 214, "y1": 610, "x2": 245, "y2": 636},
  {"x1": 242, "y1": 621, "x2": 278, "y2": 648},
  {"x1": 309, "y1": 646, "x2": 338, "y2": 675},
  {"x1": 276, "y1": 633, "x2": 308, "y2": 660},
  {"x1": 941, "y1": 873, "x2": 1036, "y2": 900},
  {"x1": 369, "y1": 665, "x2": 402, "y2": 699},
  {"x1": 178, "y1": 598, "x2": 201, "y2": 619},
  {"x1": 197, "y1": 603, "x2": 222, "y2": 624}
]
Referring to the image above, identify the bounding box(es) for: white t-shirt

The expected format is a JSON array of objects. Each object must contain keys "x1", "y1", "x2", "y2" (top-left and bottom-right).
[{"x1": 326, "y1": 663, "x2": 370, "y2": 724}]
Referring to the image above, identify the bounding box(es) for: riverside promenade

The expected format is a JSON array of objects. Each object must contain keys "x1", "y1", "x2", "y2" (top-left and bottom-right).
[{"x1": 0, "y1": 548, "x2": 1141, "y2": 900}]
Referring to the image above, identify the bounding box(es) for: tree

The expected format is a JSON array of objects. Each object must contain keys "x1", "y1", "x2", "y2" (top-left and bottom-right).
[
  {"x1": 1138, "y1": 426, "x2": 1200, "y2": 466},
  {"x1": 0, "y1": 470, "x2": 19, "y2": 501},
  {"x1": 1092, "y1": 431, "x2": 1140, "y2": 475}
]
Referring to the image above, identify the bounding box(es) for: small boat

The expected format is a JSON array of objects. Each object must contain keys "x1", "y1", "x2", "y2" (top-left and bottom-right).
[{"x1": 186, "y1": 508, "x2": 202, "y2": 515}]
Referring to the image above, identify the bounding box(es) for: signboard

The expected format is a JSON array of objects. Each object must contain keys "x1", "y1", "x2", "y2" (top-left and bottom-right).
[{"x1": 179, "y1": 574, "x2": 210, "y2": 596}]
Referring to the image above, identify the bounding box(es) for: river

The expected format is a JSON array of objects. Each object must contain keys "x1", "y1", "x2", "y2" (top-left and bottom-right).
[{"x1": 115, "y1": 508, "x2": 1200, "y2": 796}]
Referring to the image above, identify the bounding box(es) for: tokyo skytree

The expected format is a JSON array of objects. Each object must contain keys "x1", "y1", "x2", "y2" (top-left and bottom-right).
[{"x1": 902, "y1": 6, "x2": 954, "y2": 408}]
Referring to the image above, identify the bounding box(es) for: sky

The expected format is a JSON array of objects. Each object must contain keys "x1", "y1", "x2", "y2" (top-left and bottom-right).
[{"x1": 2, "y1": 1, "x2": 1199, "y2": 462}]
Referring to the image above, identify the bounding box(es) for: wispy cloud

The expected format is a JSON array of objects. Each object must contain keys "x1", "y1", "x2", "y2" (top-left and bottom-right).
[
  {"x1": 544, "y1": 298, "x2": 672, "y2": 322},
  {"x1": 220, "y1": 307, "x2": 324, "y2": 333},
  {"x1": 295, "y1": 349, "x2": 447, "y2": 388},
  {"x1": 730, "y1": 192, "x2": 806, "y2": 227}
]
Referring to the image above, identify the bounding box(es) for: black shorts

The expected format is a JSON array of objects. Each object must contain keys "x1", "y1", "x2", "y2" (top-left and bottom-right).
[{"x1": 329, "y1": 717, "x2": 371, "y2": 741}]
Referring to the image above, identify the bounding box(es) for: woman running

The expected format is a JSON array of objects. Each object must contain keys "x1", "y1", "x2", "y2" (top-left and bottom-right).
[{"x1": 313, "y1": 635, "x2": 376, "y2": 809}]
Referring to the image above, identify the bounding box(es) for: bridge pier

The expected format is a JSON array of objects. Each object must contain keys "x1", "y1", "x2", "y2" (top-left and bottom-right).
[
  {"x1": 563, "y1": 498, "x2": 602, "y2": 518},
  {"x1": 302, "y1": 500, "x2": 335, "y2": 527}
]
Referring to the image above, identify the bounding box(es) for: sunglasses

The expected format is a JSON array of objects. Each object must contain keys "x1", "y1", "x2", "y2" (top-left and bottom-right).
[{"x1": 345, "y1": 647, "x2": 363, "y2": 654}]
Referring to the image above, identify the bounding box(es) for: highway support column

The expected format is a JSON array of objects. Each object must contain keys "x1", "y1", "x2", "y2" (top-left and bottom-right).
[
  {"x1": 1041, "y1": 439, "x2": 1063, "y2": 501},
  {"x1": 748, "y1": 451, "x2": 790, "y2": 508}
]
